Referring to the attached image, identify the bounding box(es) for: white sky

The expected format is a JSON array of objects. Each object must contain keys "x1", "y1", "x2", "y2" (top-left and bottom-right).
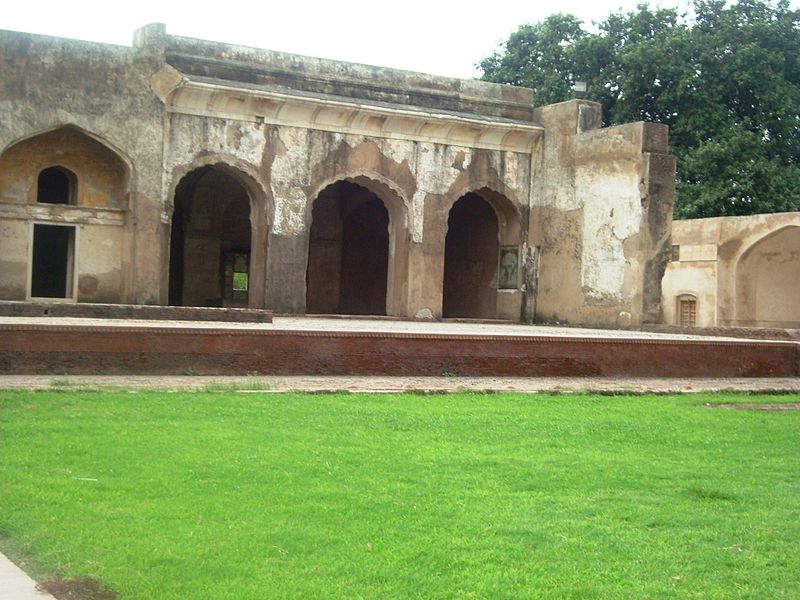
[{"x1": 2, "y1": 0, "x2": 796, "y2": 79}]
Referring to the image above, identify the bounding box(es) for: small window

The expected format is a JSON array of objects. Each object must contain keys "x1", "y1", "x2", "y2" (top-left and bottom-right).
[
  {"x1": 222, "y1": 252, "x2": 249, "y2": 302},
  {"x1": 677, "y1": 295, "x2": 697, "y2": 327},
  {"x1": 671, "y1": 244, "x2": 680, "y2": 261},
  {"x1": 37, "y1": 166, "x2": 77, "y2": 205}
]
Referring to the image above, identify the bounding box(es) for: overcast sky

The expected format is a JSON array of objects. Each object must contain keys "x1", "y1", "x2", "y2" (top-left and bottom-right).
[{"x1": 3, "y1": 0, "x2": 797, "y2": 79}]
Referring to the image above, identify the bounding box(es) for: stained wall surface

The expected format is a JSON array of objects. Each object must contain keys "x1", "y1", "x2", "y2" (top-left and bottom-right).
[
  {"x1": 662, "y1": 212, "x2": 800, "y2": 328},
  {"x1": 530, "y1": 101, "x2": 675, "y2": 327},
  {"x1": 0, "y1": 24, "x2": 675, "y2": 326}
]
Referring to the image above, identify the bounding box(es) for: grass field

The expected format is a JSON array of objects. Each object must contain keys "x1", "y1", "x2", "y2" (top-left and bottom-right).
[{"x1": 1, "y1": 390, "x2": 798, "y2": 599}]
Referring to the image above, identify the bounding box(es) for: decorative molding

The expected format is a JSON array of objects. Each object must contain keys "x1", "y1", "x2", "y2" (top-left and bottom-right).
[{"x1": 165, "y1": 77, "x2": 543, "y2": 153}]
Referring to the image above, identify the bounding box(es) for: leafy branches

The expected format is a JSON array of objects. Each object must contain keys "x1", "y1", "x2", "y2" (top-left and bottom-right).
[{"x1": 479, "y1": 0, "x2": 800, "y2": 218}]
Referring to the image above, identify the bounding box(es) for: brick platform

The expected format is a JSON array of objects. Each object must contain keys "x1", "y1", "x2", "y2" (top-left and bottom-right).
[{"x1": 0, "y1": 322, "x2": 796, "y2": 377}]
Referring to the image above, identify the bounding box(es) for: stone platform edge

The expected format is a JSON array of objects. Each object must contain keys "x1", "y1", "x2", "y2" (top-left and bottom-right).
[
  {"x1": 0, "y1": 322, "x2": 797, "y2": 347},
  {"x1": 642, "y1": 323, "x2": 800, "y2": 341},
  {"x1": 0, "y1": 301, "x2": 273, "y2": 323}
]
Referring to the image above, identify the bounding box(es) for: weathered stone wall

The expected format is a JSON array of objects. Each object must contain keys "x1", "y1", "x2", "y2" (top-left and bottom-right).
[
  {"x1": 162, "y1": 115, "x2": 531, "y2": 316},
  {"x1": 0, "y1": 27, "x2": 166, "y2": 303},
  {"x1": 531, "y1": 100, "x2": 675, "y2": 327},
  {"x1": 164, "y1": 35, "x2": 535, "y2": 121}
]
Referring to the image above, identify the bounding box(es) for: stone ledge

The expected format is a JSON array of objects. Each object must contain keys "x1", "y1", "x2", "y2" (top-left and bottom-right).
[
  {"x1": 0, "y1": 301, "x2": 273, "y2": 323},
  {"x1": 643, "y1": 324, "x2": 800, "y2": 342}
]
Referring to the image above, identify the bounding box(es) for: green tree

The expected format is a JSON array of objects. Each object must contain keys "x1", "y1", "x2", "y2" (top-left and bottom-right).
[
  {"x1": 478, "y1": 14, "x2": 588, "y2": 106},
  {"x1": 479, "y1": 0, "x2": 800, "y2": 219}
]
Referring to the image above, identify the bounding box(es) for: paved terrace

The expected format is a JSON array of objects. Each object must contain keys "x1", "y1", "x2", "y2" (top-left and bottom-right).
[{"x1": 0, "y1": 314, "x2": 763, "y2": 340}]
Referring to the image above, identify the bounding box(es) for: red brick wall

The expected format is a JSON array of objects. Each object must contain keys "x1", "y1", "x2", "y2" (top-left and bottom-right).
[{"x1": 0, "y1": 324, "x2": 796, "y2": 377}]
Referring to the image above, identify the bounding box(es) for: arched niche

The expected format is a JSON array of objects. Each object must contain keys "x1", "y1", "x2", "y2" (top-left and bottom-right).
[
  {"x1": 306, "y1": 176, "x2": 409, "y2": 316},
  {"x1": 734, "y1": 225, "x2": 800, "y2": 328},
  {"x1": 169, "y1": 164, "x2": 267, "y2": 308},
  {"x1": 0, "y1": 126, "x2": 130, "y2": 209},
  {"x1": 37, "y1": 166, "x2": 77, "y2": 205},
  {"x1": 442, "y1": 188, "x2": 522, "y2": 319}
]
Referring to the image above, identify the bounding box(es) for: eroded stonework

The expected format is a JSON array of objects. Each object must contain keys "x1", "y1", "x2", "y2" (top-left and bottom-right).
[{"x1": 0, "y1": 24, "x2": 675, "y2": 326}]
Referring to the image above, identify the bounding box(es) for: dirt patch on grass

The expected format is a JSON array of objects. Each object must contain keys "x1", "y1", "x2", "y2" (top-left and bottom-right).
[
  {"x1": 708, "y1": 403, "x2": 800, "y2": 411},
  {"x1": 37, "y1": 577, "x2": 116, "y2": 600}
]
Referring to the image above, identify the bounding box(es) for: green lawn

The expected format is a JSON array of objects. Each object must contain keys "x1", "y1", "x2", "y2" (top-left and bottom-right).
[{"x1": 1, "y1": 390, "x2": 798, "y2": 599}]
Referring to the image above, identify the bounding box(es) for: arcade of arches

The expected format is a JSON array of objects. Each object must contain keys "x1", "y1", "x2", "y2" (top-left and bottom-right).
[
  {"x1": 0, "y1": 130, "x2": 526, "y2": 320},
  {"x1": 166, "y1": 174, "x2": 522, "y2": 320}
]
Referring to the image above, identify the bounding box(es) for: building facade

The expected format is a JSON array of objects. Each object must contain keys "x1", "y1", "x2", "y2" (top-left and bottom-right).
[
  {"x1": 0, "y1": 24, "x2": 676, "y2": 326},
  {"x1": 662, "y1": 212, "x2": 800, "y2": 328}
]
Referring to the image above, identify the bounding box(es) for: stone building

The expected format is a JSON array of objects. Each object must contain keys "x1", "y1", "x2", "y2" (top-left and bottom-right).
[
  {"x1": 662, "y1": 212, "x2": 800, "y2": 328},
  {"x1": 0, "y1": 24, "x2": 676, "y2": 326}
]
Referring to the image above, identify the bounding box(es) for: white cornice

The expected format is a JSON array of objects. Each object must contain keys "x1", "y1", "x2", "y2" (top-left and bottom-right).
[{"x1": 164, "y1": 76, "x2": 542, "y2": 154}]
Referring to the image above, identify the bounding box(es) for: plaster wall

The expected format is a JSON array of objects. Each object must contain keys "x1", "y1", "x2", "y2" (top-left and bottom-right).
[
  {"x1": 531, "y1": 101, "x2": 675, "y2": 326},
  {"x1": 163, "y1": 112, "x2": 532, "y2": 316},
  {"x1": 0, "y1": 220, "x2": 28, "y2": 299},
  {"x1": 661, "y1": 261, "x2": 717, "y2": 326},
  {"x1": 662, "y1": 212, "x2": 800, "y2": 328},
  {"x1": 0, "y1": 27, "x2": 166, "y2": 304},
  {"x1": 76, "y1": 225, "x2": 126, "y2": 303}
]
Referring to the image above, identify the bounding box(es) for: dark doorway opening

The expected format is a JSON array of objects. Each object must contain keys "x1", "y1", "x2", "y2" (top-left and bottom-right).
[
  {"x1": 306, "y1": 181, "x2": 389, "y2": 315},
  {"x1": 442, "y1": 193, "x2": 499, "y2": 318},
  {"x1": 169, "y1": 167, "x2": 252, "y2": 307},
  {"x1": 31, "y1": 224, "x2": 74, "y2": 298}
]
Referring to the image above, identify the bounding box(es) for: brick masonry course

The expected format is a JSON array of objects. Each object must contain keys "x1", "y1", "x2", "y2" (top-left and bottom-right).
[{"x1": 0, "y1": 320, "x2": 796, "y2": 377}]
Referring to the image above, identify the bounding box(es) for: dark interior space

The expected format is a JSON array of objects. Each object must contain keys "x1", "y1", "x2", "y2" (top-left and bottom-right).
[
  {"x1": 31, "y1": 224, "x2": 73, "y2": 298},
  {"x1": 442, "y1": 193, "x2": 499, "y2": 318},
  {"x1": 307, "y1": 181, "x2": 389, "y2": 315},
  {"x1": 37, "y1": 166, "x2": 75, "y2": 205},
  {"x1": 169, "y1": 167, "x2": 251, "y2": 307},
  {"x1": 168, "y1": 194, "x2": 186, "y2": 306}
]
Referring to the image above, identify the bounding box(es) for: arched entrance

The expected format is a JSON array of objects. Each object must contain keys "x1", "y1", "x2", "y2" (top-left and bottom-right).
[
  {"x1": 306, "y1": 180, "x2": 394, "y2": 315},
  {"x1": 169, "y1": 166, "x2": 255, "y2": 308},
  {"x1": 735, "y1": 226, "x2": 800, "y2": 327},
  {"x1": 442, "y1": 189, "x2": 521, "y2": 319},
  {"x1": 0, "y1": 126, "x2": 130, "y2": 302}
]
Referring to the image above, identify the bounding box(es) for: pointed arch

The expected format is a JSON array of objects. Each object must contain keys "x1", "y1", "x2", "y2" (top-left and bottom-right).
[
  {"x1": 734, "y1": 225, "x2": 800, "y2": 327},
  {"x1": 306, "y1": 173, "x2": 410, "y2": 316},
  {"x1": 441, "y1": 187, "x2": 523, "y2": 319},
  {"x1": 0, "y1": 125, "x2": 131, "y2": 209},
  {"x1": 168, "y1": 161, "x2": 269, "y2": 308},
  {"x1": 306, "y1": 174, "x2": 410, "y2": 316}
]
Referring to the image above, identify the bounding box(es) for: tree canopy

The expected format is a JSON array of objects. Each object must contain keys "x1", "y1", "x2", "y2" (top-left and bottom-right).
[{"x1": 479, "y1": 0, "x2": 800, "y2": 219}]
